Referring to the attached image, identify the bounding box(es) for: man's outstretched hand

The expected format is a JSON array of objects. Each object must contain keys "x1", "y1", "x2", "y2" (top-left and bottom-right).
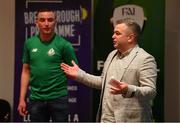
[{"x1": 61, "y1": 60, "x2": 79, "y2": 79}]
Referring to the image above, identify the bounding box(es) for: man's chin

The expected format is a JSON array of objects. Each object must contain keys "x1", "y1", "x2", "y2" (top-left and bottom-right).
[
  {"x1": 113, "y1": 45, "x2": 118, "y2": 49},
  {"x1": 43, "y1": 31, "x2": 52, "y2": 35}
]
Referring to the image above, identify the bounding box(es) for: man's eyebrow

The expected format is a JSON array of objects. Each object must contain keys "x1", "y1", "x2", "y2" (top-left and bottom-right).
[
  {"x1": 114, "y1": 30, "x2": 120, "y2": 33},
  {"x1": 38, "y1": 17, "x2": 54, "y2": 19}
]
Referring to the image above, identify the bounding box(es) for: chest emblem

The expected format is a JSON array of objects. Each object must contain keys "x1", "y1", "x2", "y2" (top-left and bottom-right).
[
  {"x1": 47, "y1": 48, "x2": 55, "y2": 56},
  {"x1": 32, "y1": 48, "x2": 38, "y2": 52}
]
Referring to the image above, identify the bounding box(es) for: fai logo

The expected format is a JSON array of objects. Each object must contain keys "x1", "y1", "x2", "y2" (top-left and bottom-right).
[
  {"x1": 111, "y1": 4, "x2": 146, "y2": 29},
  {"x1": 47, "y1": 48, "x2": 55, "y2": 56}
]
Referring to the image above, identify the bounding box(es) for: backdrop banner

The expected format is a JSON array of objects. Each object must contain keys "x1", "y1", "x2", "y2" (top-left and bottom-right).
[
  {"x1": 93, "y1": 0, "x2": 164, "y2": 121},
  {"x1": 14, "y1": 0, "x2": 92, "y2": 122}
]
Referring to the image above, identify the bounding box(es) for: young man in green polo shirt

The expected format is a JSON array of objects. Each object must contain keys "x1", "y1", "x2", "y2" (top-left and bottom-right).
[{"x1": 17, "y1": 9, "x2": 77, "y2": 122}]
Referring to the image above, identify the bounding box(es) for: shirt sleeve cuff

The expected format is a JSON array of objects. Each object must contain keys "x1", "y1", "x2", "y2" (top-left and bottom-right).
[{"x1": 122, "y1": 85, "x2": 136, "y2": 98}]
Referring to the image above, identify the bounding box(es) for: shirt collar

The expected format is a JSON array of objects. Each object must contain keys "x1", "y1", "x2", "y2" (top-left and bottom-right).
[{"x1": 117, "y1": 45, "x2": 138, "y2": 59}]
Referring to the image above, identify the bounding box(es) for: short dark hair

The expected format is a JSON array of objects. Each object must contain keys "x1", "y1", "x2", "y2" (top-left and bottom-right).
[
  {"x1": 116, "y1": 18, "x2": 141, "y2": 38},
  {"x1": 37, "y1": 8, "x2": 54, "y2": 13},
  {"x1": 36, "y1": 8, "x2": 55, "y2": 18}
]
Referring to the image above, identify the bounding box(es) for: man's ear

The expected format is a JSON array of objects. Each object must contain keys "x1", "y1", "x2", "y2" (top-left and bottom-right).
[
  {"x1": 54, "y1": 20, "x2": 57, "y2": 26},
  {"x1": 127, "y1": 33, "x2": 135, "y2": 43},
  {"x1": 35, "y1": 19, "x2": 38, "y2": 27}
]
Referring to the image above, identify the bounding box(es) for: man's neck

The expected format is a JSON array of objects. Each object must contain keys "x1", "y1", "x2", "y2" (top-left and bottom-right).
[
  {"x1": 118, "y1": 44, "x2": 136, "y2": 54},
  {"x1": 40, "y1": 33, "x2": 55, "y2": 42}
]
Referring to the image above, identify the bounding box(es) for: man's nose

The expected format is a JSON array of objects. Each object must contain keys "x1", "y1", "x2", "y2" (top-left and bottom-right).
[
  {"x1": 45, "y1": 20, "x2": 49, "y2": 25},
  {"x1": 112, "y1": 34, "x2": 115, "y2": 38}
]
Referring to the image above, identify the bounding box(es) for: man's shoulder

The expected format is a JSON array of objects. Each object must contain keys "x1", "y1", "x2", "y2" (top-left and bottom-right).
[
  {"x1": 137, "y1": 47, "x2": 155, "y2": 60},
  {"x1": 26, "y1": 35, "x2": 39, "y2": 41},
  {"x1": 24, "y1": 35, "x2": 39, "y2": 46},
  {"x1": 138, "y1": 48, "x2": 151, "y2": 55},
  {"x1": 54, "y1": 34, "x2": 71, "y2": 44}
]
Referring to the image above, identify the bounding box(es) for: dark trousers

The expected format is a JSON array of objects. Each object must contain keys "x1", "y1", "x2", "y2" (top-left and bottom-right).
[{"x1": 29, "y1": 96, "x2": 68, "y2": 122}]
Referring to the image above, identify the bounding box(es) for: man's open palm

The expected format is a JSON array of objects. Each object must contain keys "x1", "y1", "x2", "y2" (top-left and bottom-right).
[{"x1": 61, "y1": 60, "x2": 79, "y2": 79}]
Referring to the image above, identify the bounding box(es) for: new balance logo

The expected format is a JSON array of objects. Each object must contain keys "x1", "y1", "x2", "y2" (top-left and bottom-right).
[{"x1": 32, "y1": 48, "x2": 38, "y2": 52}]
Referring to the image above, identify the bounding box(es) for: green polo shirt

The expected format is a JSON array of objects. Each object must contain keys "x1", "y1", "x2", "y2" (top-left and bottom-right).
[{"x1": 22, "y1": 34, "x2": 77, "y2": 100}]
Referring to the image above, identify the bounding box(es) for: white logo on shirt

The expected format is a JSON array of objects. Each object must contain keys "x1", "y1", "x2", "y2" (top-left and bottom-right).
[
  {"x1": 32, "y1": 48, "x2": 38, "y2": 52},
  {"x1": 47, "y1": 48, "x2": 55, "y2": 56}
]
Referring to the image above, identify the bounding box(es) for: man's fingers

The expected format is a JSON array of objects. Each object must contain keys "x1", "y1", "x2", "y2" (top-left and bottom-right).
[
  {"x1": 61, "y1": 63, "x2": 69, "y2": 70},
  {"x1": 19, "y1": 107, "x2": 27, "y2": 116},
  {"x1": 110, "y1": 86, "x2": 118, "y2": 91},
  {"x1": 71, "y1": 60, "x2": 77, "y2": 66},
  {"x1": 61, "y1": 63, "x2": 68, "y2": 68}
]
